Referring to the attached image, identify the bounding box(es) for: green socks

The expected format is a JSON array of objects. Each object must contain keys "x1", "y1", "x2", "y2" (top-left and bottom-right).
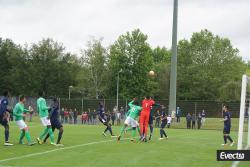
[
  {"x1": 19, "y1": 130, "x2": 25, "y2": 143},
  {"x1": 137, "y1": 127, "x2": 140, "y2": 134},
  {"x1": 39, "y1": 128, "x2": 48, "y2": 140},
  {"x1": 131, "y1": 129, "x2": 136, "y2": 138},
  {"x1": 127, "y1": 127, "x2": 140, "y2": 135},
  {"x1": 39, "y1": 127, "x2": 54, "y2": 143},
  {"x1": 48, "y1": 128, "x2": 55, "y2": 143},
  {"x1": 126, "y1": 127, "x2": 132, "y2": 131},
  {"x1": 120, "y1": 126, "x2": 126, "y2": 136},
  {"x1": 25, "y1": 131, "x2": 32, "y2": 143}
]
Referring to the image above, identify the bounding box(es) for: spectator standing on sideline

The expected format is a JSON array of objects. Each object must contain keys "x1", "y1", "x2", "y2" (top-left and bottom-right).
[
  {"x1": 82, "y1": 112, "x2": 88, "y2": 124},
  {"x1": 73, "y1": 108, "x2": 78, "y2": 124},
  {"x1": 81, "y1": 112, "x2": 84, "y2": 124},
  {"x1": 60, "y1": 108, "x2": 64, "y2": 123},
  {"x1": 68, "y1": 109, "x2": 72, "y2": 123},
  {"x1": 176, "y1": 107, "x2": 181, "y2": 123},
  {"x1": 69, "y1": 109, "x2": 74, "y2": 124},
  {"x1": 93, "y1": 109, "x2": 97, "y2": 125},
  {"x1": 87, "y1": 108, "x2": 92, "y2": 124},
  {"x1": 29, "y1": 106, "x2": 34, "y2": 122},
  {"x1": 90, "y1": 109, "x2": 95, "y2": 124},
  {"x1": 201, "y1": 109, "x2": 206, "y2": 126},
  {"x1": 197, "y1": 113, "x2": 202, "y2": 129},
  {"x1": 120, "y1": 107, "x2": 125, "y2": 120},
  {"x1": 166, "y1": 115, "x2": 172, "y2": 128},
  {"x1": 171, "y1": 110, "x2": 176, "y2": 122},
  {"x1": 155, "y1": 109, "x2": 161, "y2": 128},
  {"x1": 116, "y1": 110, "x2": 121, "y2": 126},
  {"x1": 85, "y1": 112, "x2": 89, "y2": 124},
  {"x1": 191, "y1": 113, "x2": 196, "y2": 129},
  {"x1": 64, "y1": 109, "x2": 69, "y2": 123},
  {"x1": 113, "y1": 106, "x2": 118, "y2": 114},
  {"x1": 186, "y1": 113, "x2": 191, "y2": 129},
  {"x1": 111, "y1": 112, "x2": 116, "y2": 126}
]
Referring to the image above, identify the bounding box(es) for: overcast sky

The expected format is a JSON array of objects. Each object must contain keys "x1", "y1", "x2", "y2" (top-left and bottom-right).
[{"x1": 0, "y1": 0, "x2": 249, "y2": 60}]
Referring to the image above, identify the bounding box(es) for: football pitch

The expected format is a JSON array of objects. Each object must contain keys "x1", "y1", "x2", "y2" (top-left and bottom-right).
[{"x1": 0, "y1": 119, "x2": 249, "y2": 167}]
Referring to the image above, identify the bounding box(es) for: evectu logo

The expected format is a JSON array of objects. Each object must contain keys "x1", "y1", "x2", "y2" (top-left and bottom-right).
[{"x1": 217, "y1": 150, "x2": 250, "y2": 161}]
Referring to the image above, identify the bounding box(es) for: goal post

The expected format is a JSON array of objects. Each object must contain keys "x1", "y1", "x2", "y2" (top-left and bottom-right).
[
  {"x1": 237, "y1": 74, "x2": 250, "y2": 150},
  {"x1": 248, "y1": 102, "x2": 250, "y2": 147},
  {"x1": 232, "y1": 74, "x2": 250, "y2": 167},
  {"x1": 237, "y1": 74, "x2": 247, "y2": 150}
]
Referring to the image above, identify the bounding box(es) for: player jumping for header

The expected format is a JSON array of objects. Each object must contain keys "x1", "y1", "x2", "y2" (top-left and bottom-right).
[
  {"x1": 118, "y1": 98, "x2": 142, "y2": 142},
  {"x1": 98, "y1": 102, "x2": 116, "y2": 137},
  {"x1": 140, "y1": 96, "x2": 161, "y2": 142},
  {"x1": 159, "y1": 106, "x2": 168, "y2": 140}
]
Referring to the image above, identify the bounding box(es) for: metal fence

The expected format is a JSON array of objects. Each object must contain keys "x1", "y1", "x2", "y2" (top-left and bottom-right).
[
  {"x1": 1, "y1": 96, "x2": 244, "y2": 118},
  {"x1": 58, "y1": 98, "x2": 242, "y2": 118}
]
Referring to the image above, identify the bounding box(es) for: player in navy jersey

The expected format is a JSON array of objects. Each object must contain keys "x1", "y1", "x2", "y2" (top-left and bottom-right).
[
  {"x1": 0, "y1": 91, "x2": 13, "y2": 146},
  {"x1": 98, "y1": 102, "x2": 115, "y2": 137},
  {"x1": 221, "y1": 105, "x2": 234, "y2": 146},
  {"x1": 159, "y1": 106, "x2": 168, "y2": 140},
  {"x1": 148, "y1": 108, "x2": 154, "y2": 140},
  {"x1": 43, "y1": 98, "x2": 64, "y2": 146},
  {"x1": 148, "y1": 103, "x2": 162, "y2": 141}
]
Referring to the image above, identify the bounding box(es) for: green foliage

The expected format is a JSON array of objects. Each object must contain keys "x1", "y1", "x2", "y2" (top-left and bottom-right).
[
  {"x1": 0, "y1": 38, "x2": 28, "y2": 94},
  {"x1": 0, "y1": 38, "x2": 80, "y2": 97},
  {"x1": 177, "y1": 29, "x2": 246, "y2": 100},
  {"x1": 106, "y1": 29, "x2": 157, "y2": 99},
  {"x1": 151, "y1": 47, "x2": 171, "y2": 99},
  {"x1": 0, "y1": 29, "x2": 247, "y2": 100},
  {"x1": 78, "y1": 38, "x2": 107, "y2": 99}
]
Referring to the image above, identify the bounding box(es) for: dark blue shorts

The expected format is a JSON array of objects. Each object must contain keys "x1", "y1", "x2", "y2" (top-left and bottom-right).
[
  {"x1": 51, "y1": 119, "x2": 63, "y2": 129},
  {"x1": 0, "y1": 115, "x2": 8, "y2": 127},
  {"x1": 161, "y1": 121, "x2": 167, "y2": 129},
  {"x1": 223, "y1": 126, "x2": 231, "y2": 134}
]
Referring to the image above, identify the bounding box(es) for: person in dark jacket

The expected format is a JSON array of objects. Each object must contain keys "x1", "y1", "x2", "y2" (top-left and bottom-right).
[
  {"x1": 111, "y1": 112, "x2": 116, "y2": 126},
  {"x1": 176, "y1": 107, "x2": 181, "y2": 123},
  {"x1": 186, "y1": 113, "x2": 191, "y2": 129},
  {"x1": 73, "y1": 108, "x2": 78, "y2": 124},
  {"x1": 191, "y1": 113, "x2": 196, "y2": 129},
  {"x1": 197, "y1": 113, "x2": 202, "y2": 129}
]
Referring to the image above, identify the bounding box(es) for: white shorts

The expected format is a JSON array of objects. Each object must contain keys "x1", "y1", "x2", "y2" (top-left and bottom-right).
[
  {"x1": 124, "y1": 117, "x2": 137, "y2": 127},
  {"x1": 16, "y1": 120, "x2": 27, "y2": 129},
  {"x1": 40, "y1": 117, "x2": 51, "y2": 126}
]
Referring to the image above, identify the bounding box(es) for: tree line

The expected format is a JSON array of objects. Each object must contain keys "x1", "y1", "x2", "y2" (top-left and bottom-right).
[{"x1": 0, "y1": 29, "x2": 247, "y2": 101}]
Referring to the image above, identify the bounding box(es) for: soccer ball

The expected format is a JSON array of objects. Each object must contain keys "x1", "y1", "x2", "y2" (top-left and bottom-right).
[{"x1": 149, "y1": 70, "x2": 155, "y2": 76}]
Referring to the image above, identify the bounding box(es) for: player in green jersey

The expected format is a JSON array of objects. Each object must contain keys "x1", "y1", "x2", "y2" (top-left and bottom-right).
[
  {"x1": 36, "y1": 91, "x2": 55, "y2": 146},
  {"x1": 13, "y1": 95, "x2": 35, "y2": 146},
  {"x1": 117, "y1": 98, "x2": 142, "y2": 142}
]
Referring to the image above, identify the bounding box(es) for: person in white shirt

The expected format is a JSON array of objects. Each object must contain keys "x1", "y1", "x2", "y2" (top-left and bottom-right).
[
  {"x1": 167, "y1": 115, "x2": 172, "y2": 128},
  {"x1": 116, "y1": 111, "x2": 121, "y2": 126}
]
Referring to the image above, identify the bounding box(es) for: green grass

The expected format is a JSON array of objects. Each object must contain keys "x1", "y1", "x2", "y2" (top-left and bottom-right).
[{"x1": 0, "y1": 118, "x2": 249, "y2": 167}]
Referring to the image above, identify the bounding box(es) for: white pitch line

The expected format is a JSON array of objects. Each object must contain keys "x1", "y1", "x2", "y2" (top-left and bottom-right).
[{"x1": 0, "y1": 138, "x2": 120, "y2": 163}]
